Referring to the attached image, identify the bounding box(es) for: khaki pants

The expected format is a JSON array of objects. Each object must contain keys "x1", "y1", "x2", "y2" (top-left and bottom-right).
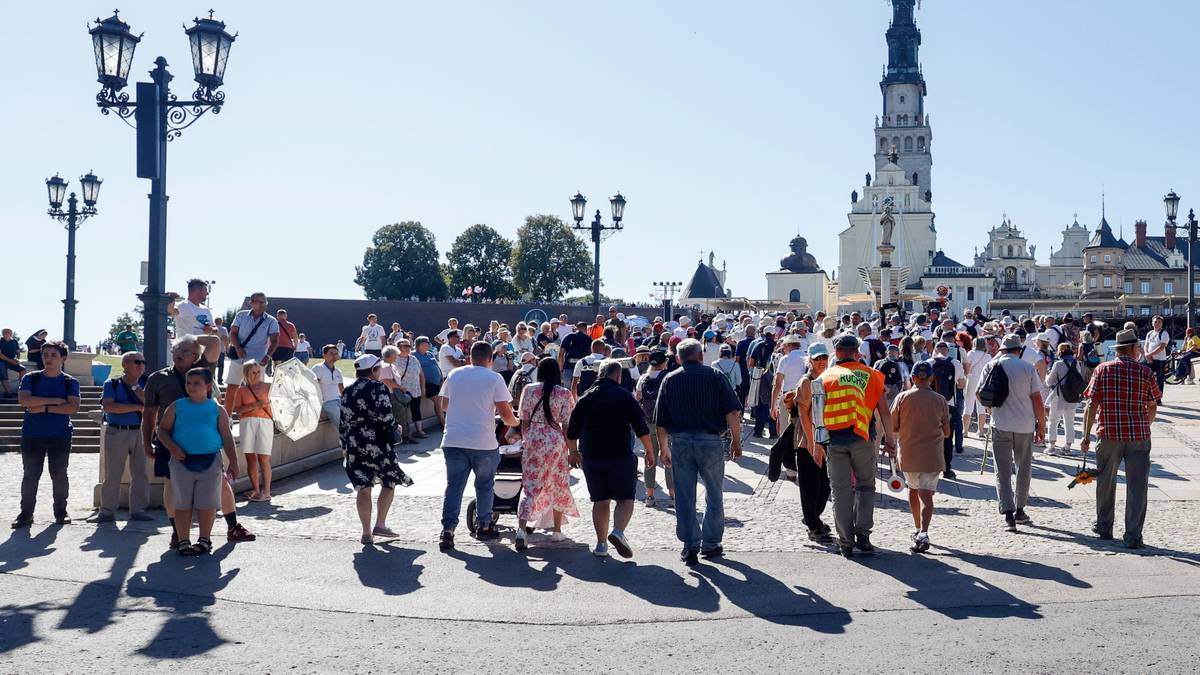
[
  {"x1": 643, "y1": 423, "x2": 674, "y2": 495},
  {"x1": 101, "y1": 426, "x2": 149, "y2": 515},
  {"x1": 1095, "y1": 438, "x2": 1151, "y2": 542},
  {"x1": 827, "y1": 435, "x2": 876, "y2": 546},
  {"x1": 992, "y1": 430, "x2": 1032, "y2": 513}
]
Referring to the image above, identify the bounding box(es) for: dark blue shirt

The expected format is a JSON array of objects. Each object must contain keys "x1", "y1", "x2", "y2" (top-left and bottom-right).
[
  {"x1": 561, "y1": 332, "x2": 592, "y2": 363},
  {"x1": 567, "y1": 379, "x2": 649, "y2": 458},
  {"x1": 102, "y1": 377, "x2": 143, "y2": 427},
  {"x1": 735, "y1": 335, "x2": 756, "y2": 381},
  {"x1": 415, "y1": 350, "x2": 442, "y2": 386},
  {"x1": 654, "y1": 361, "x2": 742, "y2": 435},
  {"x1": 0, "y1": 336, "x2": 19, "y2": 361},
  {"x1": 20, "y1": 371, "x2": 80, "y2": 438}
]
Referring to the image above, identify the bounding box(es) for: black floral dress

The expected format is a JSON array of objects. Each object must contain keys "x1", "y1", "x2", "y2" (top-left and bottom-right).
[{"x1": 339, "y1": 379, "x2": 412, "y2": 490}]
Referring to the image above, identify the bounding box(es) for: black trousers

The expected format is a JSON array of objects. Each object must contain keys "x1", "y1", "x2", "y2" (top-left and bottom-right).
[
  {"x1": 20, "y1": 436, "x2": 72, "y2": 518},
  {"x1": 796, "y1": 446, "x2": 831, "y2": 531},
  {"x1": 1149, "y1": 360, "x2": 1166, "y2": 400}
]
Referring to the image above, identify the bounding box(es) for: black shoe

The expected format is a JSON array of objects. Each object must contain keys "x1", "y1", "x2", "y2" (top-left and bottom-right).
[
  {"x1": 854, "y1": 534, "x2": 875, "y2": 553},
  {"x1": 839, "y1": 545, "x2": 854, "y2": 559},
  {"x1": 55, "y1": 514, "x2": 72, "y2": 525},
  {"x1": 1123, "y1": 538, "x2": 1144, "y2": 550},
  {"x1": 818, "y1": 521, "x2": 832, "y2": 536},
  {"x1": 700, "y1": 545, "x2": 724, "y2": 559},
  {"x1": 439, "y1": 530, "x2": 455, "y2": 551},
  {"x1": 943, "y1": 469, "x2": 957, "y2": 480},
  {"x1": 87, "y1": 512, "x2": 116, "y2": 524},
  {"x1": 169, "y1": 530, "x2": 180, "y2": 550},
  {"x1": 475, "y1": 526, "x2": 499, "y2": 541},
  {"x1": 955, "y1": 447, "x2": 964, "y2": 454},
  {"x1": 680, "y1": 549, "x2": 699, "y2": 565},
  {"x1": 1091, "y1": 524, "x2": 1114, "y2": 540},
  {"x1": 1004, "y1": 511, "x2": 1017, "y2": 532},
  {"x1": 807, "y1": 528, "x2": 834, "y2": 543},
  {"x1": 1014, "y1": 509, "x2": 1032, "y2": 525},
  {"x1": 11, "y1": 515, "x2": 32, "y2": 529}
]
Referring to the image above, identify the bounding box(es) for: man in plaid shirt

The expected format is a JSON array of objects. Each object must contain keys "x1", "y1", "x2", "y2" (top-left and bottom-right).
[{"x1": 1081, "y1": 329, "x2": 1160, "y2": 548}]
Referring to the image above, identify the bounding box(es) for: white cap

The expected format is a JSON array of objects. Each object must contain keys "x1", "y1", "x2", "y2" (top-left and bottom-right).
[{"x1": 354, "y1": 354, "x2": 381, "y2": 370}]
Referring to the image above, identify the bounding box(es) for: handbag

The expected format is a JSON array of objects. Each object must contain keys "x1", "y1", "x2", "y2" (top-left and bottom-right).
[
  {"x1": 227, "y1": 314, "x2": 267, "y2": 360},
  {"x1": 393, "y1": 357, "x2": 414, "y2": 404}
]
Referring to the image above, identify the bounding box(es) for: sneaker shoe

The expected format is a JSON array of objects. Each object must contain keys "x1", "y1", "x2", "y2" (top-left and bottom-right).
[
  {"x1": 55, "y1": 514, "x2": 72, "y2": 525},
  {"x1": 910, "y1": 532, "x2": 930, "y2": 554},
  {"x1": 854, "y1": 534, "x2": 875, "y2": 553},
  {"x1": 372, "y1": 525, "x2": 399, "y2": 538},
  {"x1": 700, "y1": 545, "x2": 724, "y2": 559},
  {"x1": 807, "y1": 528, "x2": 833, "y2": 543},
  {"x1": 549, "y1": 532, "x2": 566, "y2": 543},
  {"x1": 1014, "y1": 509, "x2": 1032, "y2": 525},
  {"x1": 87, "y1": 512, "x2": 116, "y2": 524},
  {"x1": 943, "y1": 469, "x2": 957, "y2": 480},
  {"x1": 514, "y1": 531, "x2": 528, "y2": 552},
  {"x1": 680, "y1": 548, "x2": 699, "y2": 565},
  {"x1": 1004, "y1": 511, "x2": 1017, "y2": 532},
  {"x1": 1091, "y1": 524, "x2": 1113, "y2": 540},
  {"x1": 227, "y1": 522, "x2": 256, "y2": 542},
  {"x1": 592, "y1": 542, "x2": 609, "y2": 557},
  {"x1": 839, "y1": 545, "x2": 854, "y2": 559},
  {"x1": 607, "y1": 531, "x2": 633, "y2": 559},
  {"x1": 439, "y1": 530, "x2": 455, "y2": 551}
]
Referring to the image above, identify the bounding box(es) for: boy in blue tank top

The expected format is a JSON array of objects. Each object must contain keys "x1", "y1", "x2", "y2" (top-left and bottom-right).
[{"x1": 157, "y1": 368, "x2": 239, "y2": 556}]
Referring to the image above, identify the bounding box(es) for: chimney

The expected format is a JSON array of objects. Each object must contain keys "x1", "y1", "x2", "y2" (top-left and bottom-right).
[
  {"x1": 1134, "y1": 220, "x2": 1147, "y2": 248},
  {"x1": 1166, "y1": 221, "x2": 1178, "y2": 250}
]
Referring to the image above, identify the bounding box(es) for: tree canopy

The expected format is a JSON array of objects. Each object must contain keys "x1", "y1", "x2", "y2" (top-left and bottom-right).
[
  {"x1": 446, "y1": 224, "x2": 516, "y2": 300},
  {"x1": 354, "y1": 221, "x2": 449, "y2": 301},
  {"x1": 511, "y1": 214, "x2": 592, "y2": 302}
]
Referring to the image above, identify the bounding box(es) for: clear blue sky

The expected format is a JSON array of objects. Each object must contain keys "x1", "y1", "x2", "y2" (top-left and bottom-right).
[{"x1": 4, "y1": 1, "x2": 1198, "y2": 344}]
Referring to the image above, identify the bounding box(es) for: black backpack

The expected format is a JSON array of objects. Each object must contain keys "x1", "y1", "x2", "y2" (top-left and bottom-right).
[
  {"x1": 865, "y1": 338, "x2": 888, "y2": 365},
  {"x1": 976, "y1": 359, "x2": 1010, "y2": 409},
  {"x1": 638, "y1": 370, "x2": 667, "y2": 423},
  {"x1": 576, "y1": 358, "x2": 599, "y2": 393},
  {"x1": 875, "y1": 359, "x2": 903, "y2": 387},
  {"x1": 1055, "y1": 356, "x2": 1086, "y2": 404},
  {"x1": 929, "y1": 358, "x2": 957, "y2": 401}
]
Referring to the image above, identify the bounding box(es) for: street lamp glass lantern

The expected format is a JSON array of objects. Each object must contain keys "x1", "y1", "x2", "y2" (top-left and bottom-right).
[
  {"x1": 89, "y1": 12, "x2": 141, "y2": 90},
  {"x1": 79, "y1": 171, "x2": 102, "y2": 208},
  {"x1": 185, "y1": 13, "x2": 237, "y2": 90},
  {"x1": 610, "y1": 192, "x2": 626, "y2": 222},
  {"x1": 1164, "y1": 190, "x2": 1181, "y2": 221},
  {"x1": 570, "y1": 192, "x2": 587, "y2": 222},
  {"x1": 46, "y1": 175, "x2": 68, "y2": 210}
]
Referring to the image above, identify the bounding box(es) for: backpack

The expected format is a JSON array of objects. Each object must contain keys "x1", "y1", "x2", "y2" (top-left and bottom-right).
[
  {"x1": 509, "y1": 366, "x2": 535, "y2": 407},
  {"x1": 1081, "y1": 342, "x2": 1101, "y2": 367},
  {"x1": 638, "y1": 369, "x2": 667, "y2": 423},
  {"x1": 976, "y1": 359, "x2": 1010, "y2": 409},
  {"x1": 576, "y1": 357, "x2": 599, "y2": 393},
  {"x1": 875, "y1": 359, "x2": 903, "y2": 387},
  {"x1": 1055, "y1": 356, "x2": 1086, "y2": 404},
  {"x1": 865, "y1": 337, "x2": 888, "y2": 365},
  {"x1": 929, "y1": 358, "x2": 957, "y2": 401}
]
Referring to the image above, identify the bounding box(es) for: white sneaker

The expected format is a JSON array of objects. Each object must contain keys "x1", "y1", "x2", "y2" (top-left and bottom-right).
[
  {"x1": 549, "y1": 532, "x2": 566, "y2": 543},
  {"x1": 607, "y1": 531, "x2": 634, "y2": 558},
  {"x1": 592, "y1": 542, "x2": 608, "y2": 557}
]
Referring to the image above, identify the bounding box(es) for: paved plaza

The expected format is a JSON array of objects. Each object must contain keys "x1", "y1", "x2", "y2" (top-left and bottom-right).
[{"x1": 2, "y1": 386, "x2": 1200, "y2": 671}]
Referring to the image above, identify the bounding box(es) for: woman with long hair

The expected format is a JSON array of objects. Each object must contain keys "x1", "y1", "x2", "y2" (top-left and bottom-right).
[
  {"x1": 513, "y1": 357, "x2": 578, "y2": 550},
  {"x1": 898, "y1": 335, "x2": 916, "y2": 369}
]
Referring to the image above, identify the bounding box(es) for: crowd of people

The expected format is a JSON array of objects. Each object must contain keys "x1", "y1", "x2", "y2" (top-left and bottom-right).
[{"x1": 3, "y1": 282, "x2": 1187, "y2": 565}]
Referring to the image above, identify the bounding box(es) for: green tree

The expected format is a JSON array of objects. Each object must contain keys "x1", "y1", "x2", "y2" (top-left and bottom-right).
[
  {"x1": 354, "y1": 221, "x2": 449, "y2": 300},
  {"x1": 511, "y1": 214, "x2": 591, "y2": 302},
  {"x1": 108, "y1": 308, "x2": 143, "y2": 343},
  {"x1": 446, "y1": 224, "x2": 517, "y2": 300}
]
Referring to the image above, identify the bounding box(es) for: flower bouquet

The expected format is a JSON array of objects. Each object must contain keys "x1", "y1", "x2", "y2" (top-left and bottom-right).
[{"x1": 1068, "y1": 448, "x2": 1100, "y2": 489}]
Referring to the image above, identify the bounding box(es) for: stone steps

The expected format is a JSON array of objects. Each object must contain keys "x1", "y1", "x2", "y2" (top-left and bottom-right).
[{"x1": 0, "y1": 387, "x2": 106, "y2": 453}]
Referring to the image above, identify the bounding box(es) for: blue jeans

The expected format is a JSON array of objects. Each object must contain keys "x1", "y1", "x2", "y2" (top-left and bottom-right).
[
  {"x1": 669, "y1": 432, "x2": 726, "y2": 552},
  {"x1": 441, "y1": 446, "x2": 501, "y2": 531},
  {"x1": 951, "y1": 390, "x2": 964, "y2": 453}
]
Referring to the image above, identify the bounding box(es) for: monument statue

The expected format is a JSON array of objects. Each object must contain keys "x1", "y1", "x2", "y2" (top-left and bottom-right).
[
  {"x1": 851, "y1": 189, "x2": 858, "y2": 204},
  {"x1": 879, "y1": 201, "x2": 896, "y2": 249},
  {"x1": 780, "y1": 236, "x2": 822, "y2": 273}
]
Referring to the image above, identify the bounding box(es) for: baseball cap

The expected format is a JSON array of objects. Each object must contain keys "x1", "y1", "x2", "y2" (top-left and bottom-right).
[
  {"x1": 782, "y1": 334, "x2": 802, "y2": 346},
  {"x1": 354, "y1": 354, "x2": 380, "y2": 370},
  {"x1": 834, "y1": 334, "x2": 861, "y2": 349},
  {"x1": 648, "y1": 350, "x2": 669, "y2": 366},
  {"x1": 808, "y1": 342, "x2": 830, "y2": 359}
]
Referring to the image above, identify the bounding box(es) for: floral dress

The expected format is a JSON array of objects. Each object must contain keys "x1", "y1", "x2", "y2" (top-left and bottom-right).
[
  {"x1": 517, "y1": 383, "x2": 578, "y2": 527},
  {"x1": 339, "y1": 378, "x2": 412, "y2": 490}
]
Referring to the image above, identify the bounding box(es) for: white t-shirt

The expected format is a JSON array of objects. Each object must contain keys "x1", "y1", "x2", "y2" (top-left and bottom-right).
[
  {"x1": 436, "y1": 327, "x2": 459, "y2": 344},
  {"x1": 775, "y1": 350, "x2": 809, "y2": 393},
  {"x1": 1044, "y1": 325, "x2": 1064, "y2": 349},
  {"x1": 312, "y1": 362, "x2": 344, "y2": 402},
  {"x1": 296, "y1": 340, "x2": 312, "y2": 354},
  {"x1": 964, "y1": 349, "x2": 993, "y2": 388},
  {"x1": 439, "y1": 366, "x2": 512, "y2": 450},
  {"x1": 556, "y1": 325, "x2": 573, "y2": 342},
  {"x1": 359, "y1": 324, "x2": 386, "y2": 351},
  {"x1": 438, "y1": 343, "x2": 464, "y2": 376},
  {"x1": 1144, "y1": 328, "x2": 1170, "y2": 362},
  {"x1": 175, "y1": 300, "x2": 213, "y2": 337}
]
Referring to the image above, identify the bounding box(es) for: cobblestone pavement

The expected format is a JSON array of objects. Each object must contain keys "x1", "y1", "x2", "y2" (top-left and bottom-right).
[{"x1": 4, "y1": 386, "x2": 1199, "y2": 558}]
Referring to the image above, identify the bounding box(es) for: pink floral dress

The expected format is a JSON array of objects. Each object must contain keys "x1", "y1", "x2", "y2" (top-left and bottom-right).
[{"x1": 518, "y1": 383, "x2": 578, "y2": 527}]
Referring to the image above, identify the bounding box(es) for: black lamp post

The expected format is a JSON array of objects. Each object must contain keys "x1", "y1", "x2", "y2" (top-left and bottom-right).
[
  {"x1": 89, "y1": 10, "x2": 236, "y2": 371},
  {"x1": 46, "y1": 172, "x2": 102, "y2": 351},
  {"x1": 1164, "y1": 190, "x2": 1195, "y2": 332},
  {"x1": 570, "y1": 191, "x2": 626, "y2": 317}
]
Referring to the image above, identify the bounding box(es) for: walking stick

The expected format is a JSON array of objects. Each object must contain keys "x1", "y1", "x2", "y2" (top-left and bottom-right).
[{"x1": 979, "y1": 418, "x2": 993, "y2": 475}]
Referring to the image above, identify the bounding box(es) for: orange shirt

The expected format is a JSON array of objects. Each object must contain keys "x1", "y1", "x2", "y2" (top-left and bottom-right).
[
  {"x1": 820, "y1": 360, "x2": 884, "y2": 441},
  {"x1": 235, "y1": 384, "x2": 273, "y2": 420},
  {"x1": 276, "y1": 320, "x2": 297, "y2": 350},
  {"x1": 589, "y1": 323, "x2": 605, "y2": 340}
]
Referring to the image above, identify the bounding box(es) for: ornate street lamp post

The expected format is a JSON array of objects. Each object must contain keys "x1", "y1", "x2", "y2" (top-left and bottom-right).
[
  {"x1": 1164, "y1": 190, "x2": 1195, "y2": 332},
  {"x1": 46, "y1": 172, "x2": 102, "y2": 350},
  {"x1": 570, "y1": 191, "x2": 626, "y2": 317},
  {"x1": 89, "y1": 10, "x2": 236, "y2": 370}
]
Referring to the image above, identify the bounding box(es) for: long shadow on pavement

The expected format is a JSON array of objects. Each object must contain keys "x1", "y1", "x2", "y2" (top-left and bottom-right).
[
  {"x1": 0, "y1": 524, "x2": 60, "y2": 574},
  {"x1": 692, "y1": 557, "x2": 852, "y2": 631},
  {"x1": 933, "y1": 546, "x2": 1091, "y2": 588},
  {"x1": 126, "y1": 544, "x2": 240, "y2": 658},
  {"x1": 58, "y1": 523, "x2": 153, "y2": 634},
  {"x1": 848, "y1": 552, "x2": 1043, "y2": 620},
  {"x1": 353, "y1": 543, "x2": 426, "y2": 595}
]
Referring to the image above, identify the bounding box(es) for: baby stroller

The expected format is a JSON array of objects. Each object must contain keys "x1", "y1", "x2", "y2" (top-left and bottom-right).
[{"x1": 466, "y1": 417, "x2": 525, "y2": 534}]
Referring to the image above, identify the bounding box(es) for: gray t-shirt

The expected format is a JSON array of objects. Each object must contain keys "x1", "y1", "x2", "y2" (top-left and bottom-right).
[
  {"x1": 984, "y1": 353, "x2": 1041, "y2": 434},
  {"x1": 230, "y1": 310, "x2": 280, "y2": 362}
]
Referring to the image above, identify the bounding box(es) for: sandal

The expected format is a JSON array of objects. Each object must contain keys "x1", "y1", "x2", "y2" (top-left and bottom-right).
[
  {"x1": 249, "y1": 494, "x2": 271, "y2": 502},
  {"x1": 175, "y1": 538, "x2": 191, "y2": 554},
  {"x1": 246, "y1": 491, "x2": 260, "y2": 501},
  {"x1": 181, "y1": 537, "x2": 212, "y2": 556}
]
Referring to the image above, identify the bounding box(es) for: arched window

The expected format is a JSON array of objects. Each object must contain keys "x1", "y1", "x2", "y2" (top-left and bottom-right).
[
  {"x1": 917, "y1": 136, "x2": 926, "y2": 152},
  {"x1": 788, "y1": 289, "x2": 801, "y2": 302},
  {"x1": 892, "y1": 136, "x2": 900, "y2": 151},
  {"x1": 904, "y1": 194, "x2": 910, "y2": 208},
  {"x1": 880, "y1": 137, "x2": 888, "y2": 151},
  {"x1": 1006, "y1": 245, "x2": 1014, "y2": 257},
  {"x1": 904, "y1": 137, "x2": 913, "y2": 152}
]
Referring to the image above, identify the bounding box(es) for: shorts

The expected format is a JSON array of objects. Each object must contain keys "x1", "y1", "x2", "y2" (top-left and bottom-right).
[
  {"x1": 365, "y1": 349, "x2": 382, "y2": 358},
  {"x1": 153, "y1": 439, "x2": 172, "y2": 479},
  {"x1": 169, "y1": 455, "x2": 223, "y2": 510},
  {"x1": 225, "y1": 359, "x2": 247, "y2": 386},
  {"x1": 424, "y1": 382, "x2": 442, "y2": 399},
  {"x1": 272, "y1": 347, "x2": 296, "y2": 362},
  {"x1": 238, "y1": 416, "x2": 275, "y2": 455},
  {"x1": 581, "y1": 454, "x2": 637, "y2": 502},
  {"x1": 904, "y1": 471, "x2": 941, "y2": 491}
]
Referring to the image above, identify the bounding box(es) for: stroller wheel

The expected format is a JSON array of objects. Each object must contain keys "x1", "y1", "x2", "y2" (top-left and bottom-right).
[{"x1": 466, "y1": 500, "x2": 478, "y2": 535}]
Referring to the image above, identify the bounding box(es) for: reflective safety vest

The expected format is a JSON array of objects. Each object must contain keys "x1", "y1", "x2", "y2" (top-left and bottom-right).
[{"x1": 819, "y1": 361, "x2": 884, "y2": 441}]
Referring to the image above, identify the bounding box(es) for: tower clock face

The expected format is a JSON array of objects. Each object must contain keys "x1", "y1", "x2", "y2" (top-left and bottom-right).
[{"x1": 882, "y1": 196, "x2": 894, "y2": 208}]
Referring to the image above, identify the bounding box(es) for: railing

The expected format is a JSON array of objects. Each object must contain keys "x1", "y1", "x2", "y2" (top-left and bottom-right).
[{"x1": 923, "y1": 266, "x2": 989, "y2": 276}]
